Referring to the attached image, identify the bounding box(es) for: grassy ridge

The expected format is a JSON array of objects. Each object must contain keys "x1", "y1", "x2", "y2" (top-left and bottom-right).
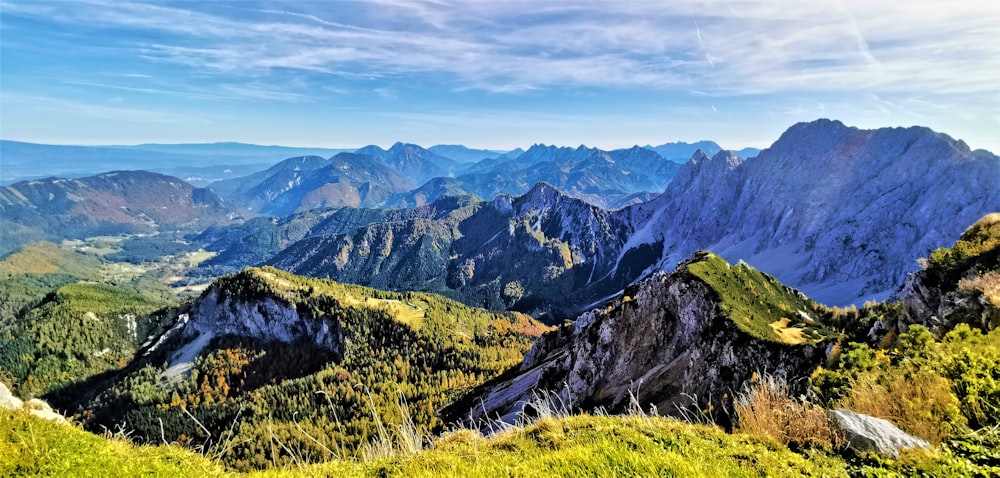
[
  {"x1": 0, "y1": 409, "x2": 223, "y2": 477},
  {"x1": 686, "y1": 251, "x2": 834, "y2": 344}
]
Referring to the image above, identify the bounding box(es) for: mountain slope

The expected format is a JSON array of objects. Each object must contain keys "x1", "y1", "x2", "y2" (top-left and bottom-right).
[
  {"x1": 619, "y1": 119, "x2": 1000, "y2": 306},
  {"x1": 74, "y1": 267, "x2": 547, "y2": 470},
  {"x1": 644, "y1": 140, "x2": 723, "y2": 162},
  {"x1": 208, "y1": 155, "x2": 332, "y2": 212},
  {"x1": 0, "y1": 171, "x2": 237, "y2": 256},
  {"x1": 451, "y1": 251, "x2": 833, "y2": 427},
  {"x1": 355, "y1": 143, "x2": 457, "y2": 184},
  {"x1": 452, "y1": 144, "x2": 683, "y2": 209},
  {"x1": 266, "y1": 184, "x2": 634, "y2": 320}
]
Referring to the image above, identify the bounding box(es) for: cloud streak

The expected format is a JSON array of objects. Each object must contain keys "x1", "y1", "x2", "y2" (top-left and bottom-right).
[
  {"x1": 1, "y1": 0, "x2": 997, "y2": 151},
  {"x1": 3, "y1": 0, "x2": 996, "y2": 98}
]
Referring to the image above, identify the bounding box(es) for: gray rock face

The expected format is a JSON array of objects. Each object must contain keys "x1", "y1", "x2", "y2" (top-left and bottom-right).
[
  {"x1": 828, "y1": 408, "x2": 930, "y2": 458},
  {"x1": 182, "y1": 287, "x2": 342, "y2": 353},
  {"x1": 897, "y1": 213, "x2": 1000, "y2": 336},
  {"x1": 451, "y1": 257, "x2": 826, "y2": 428},
  {"x1": 618, "y1": 119, "x2": 1000, "y2": 306}
]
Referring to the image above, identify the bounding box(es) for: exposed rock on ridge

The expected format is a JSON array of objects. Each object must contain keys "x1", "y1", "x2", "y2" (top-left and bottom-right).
[{"x1": 452, "y1": 252, "x2": 827, "y2": 427}]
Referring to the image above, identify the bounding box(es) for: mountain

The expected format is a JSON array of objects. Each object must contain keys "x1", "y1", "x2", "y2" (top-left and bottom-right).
[
  {"x1": 260, "y1": 153, "x2": 415, "y2": 215},
  {"x1": 427, "y1": 144, "x2": 506, "y2": 163},
  {"x1": 450, "y1": 251, "x2": 833, "y2": 427},
  {"x1": 206, "y1": 120, "x2": 999, "y2": 318},
  {"x1": 355, "y1": 142, "x2": 457, "y2": 184},
  {"x1": 70, "y1": 266, "x2": 547, "y2": 470},
  {"x1": 454, "y1": 215, "x2": 1000, "y2": 429},
  {"x1": 264, "y1": 184, "x2": 634, "y2": 320},
  {"x1": 0, "y1": 170, "x2": 237, "y2": 256},
  {"x1": 734, "y1": 147, "x2": 762, "y2": 158},
  {"x1": 209, "y1": 141, "x2": 683, "y2": 215},
  {"x1": 644, "y1": 140, "x2": 723, "y2": 162},
  {"x1": 208, "y1": 155, "x2": 332, "y2": 212},
  {"x1": 0, "y1": 140, "x2": 349, "y2": 186},
  {"x1": 389, "y1": 177, "x2": 476, "y2": 208},
  {"x1": 209, "y1": 153, "x2": 415, "y2": 215},
  {"x1": 447, "y1": 144, "x2": 683, "y2": 209},
  {"x1": 618, "y1": 119, "x2": 1000, "y2": 306}
]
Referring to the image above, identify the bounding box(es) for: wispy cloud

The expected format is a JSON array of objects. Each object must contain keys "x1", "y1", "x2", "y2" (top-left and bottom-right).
[
  {"x1": 1, "y1": 0, "x2": 997, "y2": 150},
  {"x1": 4, "y1": 0, "x2": 996, "y2": 99}
]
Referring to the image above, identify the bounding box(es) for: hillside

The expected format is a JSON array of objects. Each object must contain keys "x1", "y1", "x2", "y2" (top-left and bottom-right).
[
  {"x1": 4, "y1": 215, "x2": 1000, "y2": 476},
  {"x1": 451, "y1": 250, "x2": 835, "y2": 428},
  {"x1": 264, "y1": 184, "x2": 633, "y2": 321},
  {"x1": 206, "y1": 120, "x2": 999, "y2": 320},
  {"x1": 450, "y1": 144, "x2": 684, "y2": 209},
  {"x1": 70, "y1": 267, "x2": 548, "y2": 470},
  {"x1": 0, "y1": 282, "x2": 169, "y2": 400},
  {"x1": 0, "y1": 171, "x2": 238, "y2": 256}
]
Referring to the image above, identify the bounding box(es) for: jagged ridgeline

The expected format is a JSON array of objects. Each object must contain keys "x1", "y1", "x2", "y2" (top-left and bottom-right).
[{"x1": 76, "y1": 266, "x2": 549, "y2": 470}]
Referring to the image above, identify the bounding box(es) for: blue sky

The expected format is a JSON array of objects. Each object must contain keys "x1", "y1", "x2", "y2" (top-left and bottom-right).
[{"x1": 1, "y1": 0, "x2": 998, "y2": 151}]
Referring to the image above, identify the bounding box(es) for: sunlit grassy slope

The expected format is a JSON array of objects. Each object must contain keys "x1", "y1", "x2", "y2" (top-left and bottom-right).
[
  {"x1": 686, "y1": 251, "x2": 834, "y2": 344},
  {"x1": 0, "y1": 409, "x2": 224, "y2": 477},
  {"x1": 2, "y1": 409, "x2": 848, "y2": 478}
]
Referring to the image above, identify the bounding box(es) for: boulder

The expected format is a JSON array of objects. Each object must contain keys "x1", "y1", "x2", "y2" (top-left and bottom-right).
[
  {"x1": 0, "y1": 382, "x2": 67, "y2": 423},
  {"x1": 828, "y1": 408, "x2": 929, "y2": 458},
  {"x1": 0, "y1": 382, "x2": 24, "y2": 410}
]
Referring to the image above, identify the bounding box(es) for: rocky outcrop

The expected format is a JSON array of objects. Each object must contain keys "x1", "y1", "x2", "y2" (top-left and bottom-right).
[
  {"x1": 156, "y1": 269, "x2": 345, "y2": 377},
  {"x1": 450, "y1": 253, "x2": 828, "y2": 428},
  {"x1": 184, "y1": 287, "x2": 341, "y2": 352},
  {"x1": 267, "y1": 183, "x2": 635, "y2": 321},
  {"x1": 828, "y1": 408, "x2": 929, "y2": 458},
  {"x1": 0, "y1": 382, "x2": 67, "y2": 423},
  {"x1": 897, "y1": 213, "x2": 1000, "y2": 337}
]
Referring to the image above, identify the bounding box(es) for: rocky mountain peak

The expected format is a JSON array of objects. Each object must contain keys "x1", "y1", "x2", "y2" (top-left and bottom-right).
[{"x1": 514, "y1": 182, "x2": 571, "y2": 210}]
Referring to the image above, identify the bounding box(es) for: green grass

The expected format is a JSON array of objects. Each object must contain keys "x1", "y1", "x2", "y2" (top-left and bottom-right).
[
  {"x1": 928, "y1": 213, "x2": 1000, "y2": 274},
  {"x1": 2, "y1": 409, "x2": 850, "y2": 478},
  {"x1": 685, "y1": 251, "x2": 833, "y2": 344},
  {"x1": 0, "y1": 409, "x2": 224, "y2": 477}
]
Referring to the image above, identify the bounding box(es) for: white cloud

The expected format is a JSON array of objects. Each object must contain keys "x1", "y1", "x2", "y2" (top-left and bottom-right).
[{"x1": 6, "y1": 0, "x2": 995, "y2": 100}]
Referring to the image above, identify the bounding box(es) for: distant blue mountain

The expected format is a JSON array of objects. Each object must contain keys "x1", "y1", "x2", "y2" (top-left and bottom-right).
[
  {"x1": 427, "y1": 144, "x2": 507, "y2": 163},
  {"x1": 644, "y1": 140, "x2": 723, "y2": 162},
  {"x1": 734, "y1": 147, "x2": 762, "y2": 158},
  {"x1": 0, "y1": 140, "x2": 350, "y2": 185}
]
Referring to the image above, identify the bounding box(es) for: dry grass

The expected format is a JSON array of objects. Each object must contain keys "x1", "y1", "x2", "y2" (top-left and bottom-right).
[
  {"x1": 735, "y1": 374, "x2": 841, "y2": 451},
  {"x1": 960, "y1": 271, "x2": 1000, "y2": 308},
  {"x1": 840, "y1": 369, "x2": 960, "y2": 445}
]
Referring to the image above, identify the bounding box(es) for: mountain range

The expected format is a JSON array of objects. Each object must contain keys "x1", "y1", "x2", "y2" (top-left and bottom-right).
[
  {"x1": 198, "y1": 120, "x2": 999, "y2": 319},
  {"x1": 1, "y1": 118, "x2": 999, "y2": 475}
]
